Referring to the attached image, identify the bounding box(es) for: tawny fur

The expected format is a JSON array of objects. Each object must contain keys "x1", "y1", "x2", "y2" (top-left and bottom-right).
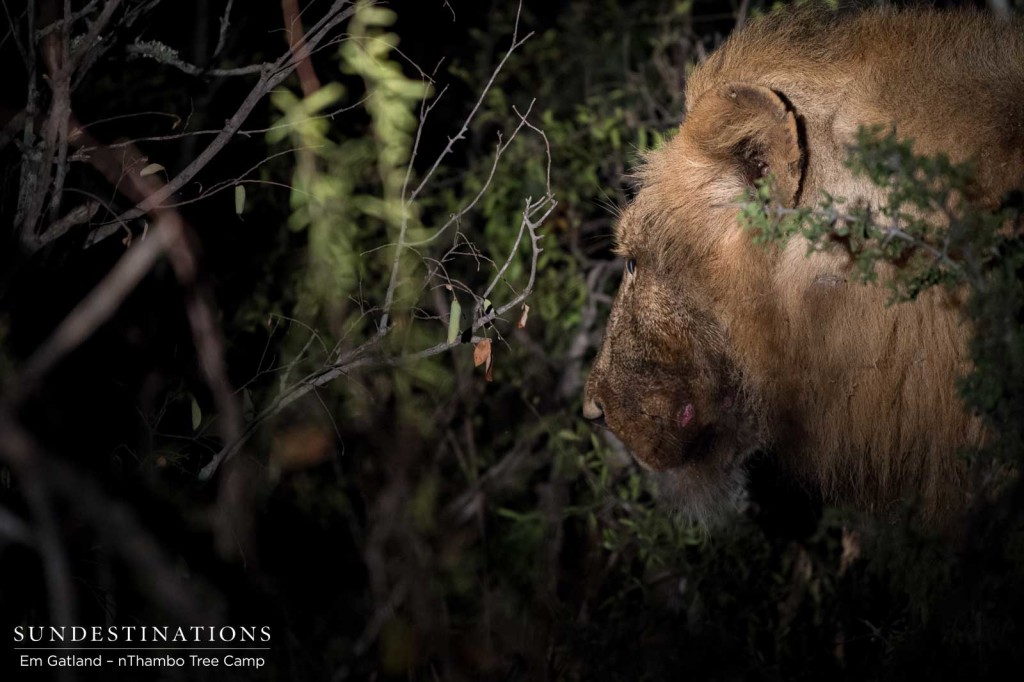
[{"x1": 584, "y1": 8, "x2": 1024, "y2": 523}]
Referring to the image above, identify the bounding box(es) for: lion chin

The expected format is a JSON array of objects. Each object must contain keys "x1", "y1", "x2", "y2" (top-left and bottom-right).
[
  {"x1": 649, "y1": 458, "x2": 750, "y2": 529},
  {"x1": 639, "y1": 422, "x2": 758, "y2": 528},
  {"x1": 610, "y1": 386, "x2": 766, "y2": 527}
]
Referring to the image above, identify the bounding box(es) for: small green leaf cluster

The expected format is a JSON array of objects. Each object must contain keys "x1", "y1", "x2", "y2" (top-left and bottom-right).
[
  {"x1": 740, "y1": 126, "x2": 1016, "y2": 303},
  {"x1": 269, "y1": 1, "x2": 431, "y2": 327},
  {"x1": 740, "y1": 125, "x2": 1024, "y2": 471}
]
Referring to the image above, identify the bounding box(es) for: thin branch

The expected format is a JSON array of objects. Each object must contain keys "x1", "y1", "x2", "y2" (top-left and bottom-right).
[
  {"x1": 36, "y1": 0, "x2": 98, "y2": 37},
  {"x1": 212, "y1": 0, "x2": 234, "y2": 59},
  {"x1": 67, "y1": 0, "x2": 122, "y2": 72},
  {"x1": 76, "y1": 109, "x2": 182, "y2": 131},
  {"x1": 199, "y1": 193, "x2": 556, "y2": 481},
  {"x1": 151, "y1": 144, "x2": 323, "y2": 209},
  {"x1": 480, "y1": 199, "x2": 533, "y2": 304},
  {"x1": 71, "y1": 98, "x2": 366, "y2": 152},
  {"x1": 1, "y1": 0, "x2": 30, "y2": 68},
  {"x1": 126, "y1": 39, "x2": 268, "y2": 77},
  {"x1": 408, "y1": 0, "x2": 529, "y2": 205},
  {"x1": 37, "y1": 199, "x2": 100, "y2": 244},
  {"x1": 29, "y1": 111, "x2": 162, "y2": 252},
  {"x1": 72, "y1": 0, "x2": 159, "y2": 88},
  {"x1": 85, "y1": 0, "x2": 357, "y2": 247},
  {"x1": 513, "y1": 102, "x2": 551, "y2": 190},
  {"x1": 402, "y1": 98, "x2": 537, "y2": 250},
  {"x1": 378, "y1": 0, "x2": 531, "y2": 332}
]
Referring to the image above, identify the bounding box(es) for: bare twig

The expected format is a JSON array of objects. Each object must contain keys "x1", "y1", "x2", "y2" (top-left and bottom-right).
[
  {"x1": 67, "y1": 0, "x2": 122, "y2": 72},
  {"x1": 37, "y1": 199, "x2": 100, "y2": 244},
  {"x1": 71, "y1": 98, "x2": 366, "y2": 152},
  {"x1": 408, "y1": 1, "x2": 529, "y2": 206},
  {"x1": 212, "y1": 0, "x2": 234, "y2": 59},
  {"x1": 378, "y1": 0, "x2": 532, "y2": 333},
  {"x1": 36, "y1": 0, "x2": 99, "y2": 37},
  {"x1": 84, "y1": 0, "x2": 357, "y2": 247},
  {"x1": 2, "y1": 0, "x2": 30, "y2": 68},
  {"x1": 736, "y1": 0, "x2": 750, "y2": 30},
  {"x1": 72, "y1": 0, "x2": 160, "y2": 89},
  {"x1": 402, "y1": 99, "x2": 537, "y2": 250},
  {"x1": 27, "y1": 112, "x2": 163, "y2": 252},
  {"x1": 126, "y1": 39, "x2": 268, "y2": 76},
  {"x1": 199, "y1": 193, "x2": 556, "y2": 480}
]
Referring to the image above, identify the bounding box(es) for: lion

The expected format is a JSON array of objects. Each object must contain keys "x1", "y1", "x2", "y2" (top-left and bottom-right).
[{"x1": 582, "y1": 7, "x2": 1024, "y2": 525}]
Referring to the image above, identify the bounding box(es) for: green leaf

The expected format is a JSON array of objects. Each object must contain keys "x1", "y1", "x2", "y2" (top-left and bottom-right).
[
  {"x1": 556, "y1": 429, "x2": 582, "y2": 442},
  {"x1": 235, "y1": 184, "x2": 246, "y2": 216},
  {"x1": 447, "y1": 297, "x2": 461, "y2": 345}
]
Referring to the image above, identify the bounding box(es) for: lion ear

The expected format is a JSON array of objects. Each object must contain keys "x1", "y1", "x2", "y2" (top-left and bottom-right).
[{"x1": 683, "y1": 83, "x2": 804, "y2": 207}]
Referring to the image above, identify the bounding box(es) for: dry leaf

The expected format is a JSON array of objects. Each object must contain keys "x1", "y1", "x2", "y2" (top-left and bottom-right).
[
  {"x1": 485, "y1": 354, "x2": 494, "y2": 382},
  {"x1": 517, "y1": 304, "x2": 530, "y2": 329},
  {"x1": 473, "y1": 338, "x2": 491, "y2": 368}
]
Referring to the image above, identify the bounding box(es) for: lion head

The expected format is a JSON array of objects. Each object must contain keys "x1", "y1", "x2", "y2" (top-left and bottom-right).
[{"x1": 583, "y1": 84, "x2": 802, "y2": 523}]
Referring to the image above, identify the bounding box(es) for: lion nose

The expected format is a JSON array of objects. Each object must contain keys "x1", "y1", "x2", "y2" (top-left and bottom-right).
[{"x1": 582, "y1": 395, "x2": 606, "y2": 425}]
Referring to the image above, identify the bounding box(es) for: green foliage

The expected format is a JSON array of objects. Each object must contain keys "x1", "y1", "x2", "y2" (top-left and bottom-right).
[
  {"x1": 270, "y1": 1, "x2": 430, "y2": 324},
  {"x1": 740, "y1": 126, "x2": 1024, "y2": 473},
  {"x1": 741, "y1": 126, "x2": 1014, "y2": 302}
]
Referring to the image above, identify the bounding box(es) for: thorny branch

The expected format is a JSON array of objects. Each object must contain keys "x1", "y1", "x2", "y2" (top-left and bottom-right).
[
  {"x1": 12, "y1": 0, "x2": 357, "y2": 251},
  {"x1": 379, "y1": 0, "x2": 532, "y2": 333},
  {"x1": 86, "y1": 0, "x2": 356, "y2": 245},
  {"x1": 126, "y1": 39, "x2": 267, "y2": 77},
  {"x1": 194, "y1": 0, "x2": 554, "y2": 479},
  {"x1": 752, "y1": 202, "x2": 964, "y2": 274},
  {"x1": 199, "y1": 192, "x2": 555, "y2": 480}
]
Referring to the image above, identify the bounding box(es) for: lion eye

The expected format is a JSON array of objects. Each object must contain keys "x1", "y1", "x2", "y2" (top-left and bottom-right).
[{"x1": 626, "y1": 258, "x2": 636, "y2": 276}]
